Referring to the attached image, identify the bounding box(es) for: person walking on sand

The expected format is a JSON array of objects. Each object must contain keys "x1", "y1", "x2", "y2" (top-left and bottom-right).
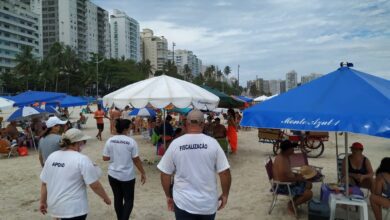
[
  {"x1": 227, "y1": 108, "x2": 238, "y2": 154},
  {"x1": 103, "y1": 119, "x2": 146, "y2": 220},
  {"x1": 38, "y1": 116, "x2": 67, "y2": 167},
  {"x1": 273, "y1": 140, "x2": 313, "y2": 215},
  {"x1": 39, "y1": 128, "x2": 111, "y2": 220},
  {"x1": 158, "y1": 109, "x2": 231, "y2": 220},
  {"x1": 109, "y1": 106, "x2": 122, "y2": 134},
  {"x1": 94, "y1": 104, "x2": 110, "y2": 141}
]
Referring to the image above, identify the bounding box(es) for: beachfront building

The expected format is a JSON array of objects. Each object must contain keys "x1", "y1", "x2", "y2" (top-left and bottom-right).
[
  {"x1": 0, "y1": 0, "x2": 41, "y2": 73},
  {"x1": 286, "y1": 70, "x2": 298, "y2": 91},
  {"x1": 262, "y1": 80, "x2": 270, "y2": 94},
  {"x1": 255, "y1": 77, "x2": 264, "y2": 94},
  {"x1": 174, "y1": 49, "x2": 202, "y2": 76},
  {"x1": 110, "y1": 9, "x2": 140, "y2": 61},
  {"x1": 141, "y1": 28, "x2": 168, "y2": 72},
  {"x1": 269, "y1": 79, "x2": 281, "y2": 95},
  {"x1": 29, "y1": 0, "x2": 110, "y2": 60},
  {"x1": 301, "y1": 72, "x2": 322, "y2": 84},
  {"x1": 280, "y1": 80, "x2": 286, "y2": 93}
]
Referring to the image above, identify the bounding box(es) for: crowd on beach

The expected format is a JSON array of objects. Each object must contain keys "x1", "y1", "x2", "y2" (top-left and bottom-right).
[{"x1": 0, "y1": 103, "x2": 389, "y2": 220}]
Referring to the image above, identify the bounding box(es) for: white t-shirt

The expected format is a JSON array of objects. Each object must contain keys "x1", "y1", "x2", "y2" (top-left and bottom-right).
[
  {"x1": 40, "y1": 151, "x2": 100, "y2": 218},
  {"x1": 157, "y1": 133, "x2": 230, "y2": 215},
  {"x1": 103, "y1": 135, "x2": 139, "y2": 181}
]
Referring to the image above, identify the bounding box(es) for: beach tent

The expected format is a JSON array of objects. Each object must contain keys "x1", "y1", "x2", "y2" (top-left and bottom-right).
[
  {"x1": 0, "y1": 97, "x2": 14, "y2": 109},
  {"x1": 200, "y1": 85, "x2": 245, "y2": 108},
  {"x1": 103, "y1": 75, "x2": 219, "y2": 110},
  {"x1": 129, "y1": 108, "x2": 156, "y2": 117},
  {"x1": 254, "y1": 95, "x2": 269, "y2": 102},
  {"x1": 167, "y1": 107, "x2": 192, "y2": 115},
  {"x1": 241, "y1": 65, "x2": 390, "y2": 194},
  {"x1": 46, "y1": 95, "x2": 88, "y2": 107},
  {"x1": 9, "y1": 91, "x2": 66, "y2": 107}
]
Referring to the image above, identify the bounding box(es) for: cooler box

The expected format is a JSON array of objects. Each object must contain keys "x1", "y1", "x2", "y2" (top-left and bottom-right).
[{"x1": 308, "y1": 199, "x2": 330, "y2": 220}]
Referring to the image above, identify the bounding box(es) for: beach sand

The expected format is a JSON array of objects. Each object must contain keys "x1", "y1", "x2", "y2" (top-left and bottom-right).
[{"x1": 0, "y1": 107, "x2": 389, "y2": 220}]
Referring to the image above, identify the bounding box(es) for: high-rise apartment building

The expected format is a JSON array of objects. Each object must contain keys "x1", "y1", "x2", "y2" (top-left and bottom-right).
[
  {"x1": 0, "y1": 0, "x2": 41, "y2": 72},
  {"x1": 30, "y1": 0, "x2": 110, "y2": 60},
  {"x1": 280, "y1": 80, "x2": 286, "y2": 93},
  {"x1": 269, "y1": 79, "x2": 281, "y2": 95},
  {"x1": 301, "y1": 72, "x2": 322, "y2": 84},
  {"x1": 286, "y1": 70, "x2": 298, "y2": 91},
  {"x1": 173, "y1": 49, "x2": 202, "y2": 76},
  {"x1": 110, "y1": 9, "x2": 139, "y2": 61},
  {"x1": 141, "y1": 28, "x2": 167, "y2": 72}
]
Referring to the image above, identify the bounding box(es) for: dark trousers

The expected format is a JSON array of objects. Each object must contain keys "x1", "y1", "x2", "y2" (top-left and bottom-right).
[
  {"x1": 108, "y1": 175, "x2": 136, "y2": 220},
  {"x1": 174, "y1": 203, "x2": 216, "y2": 220},
  {"x1": 61, "y1": 214, "x2": 87, "y2": 220}
]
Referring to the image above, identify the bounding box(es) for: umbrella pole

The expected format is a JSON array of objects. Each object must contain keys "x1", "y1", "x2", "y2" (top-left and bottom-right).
[
  {"x1": 163, "y1": 109, "x2": 166, "y2": 151},
  {"x1": 335, "y1": 132, "x2": 339, "y2": 182},
  {"x1": 29, "y1": 126, "x2": 37, "y2": 151},
  {"x1": 345, "y1": 133, "x2": 349, "y2": 197}
]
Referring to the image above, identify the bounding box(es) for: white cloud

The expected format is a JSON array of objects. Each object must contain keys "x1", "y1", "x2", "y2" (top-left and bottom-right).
[{"x1": 92, "y1": 0, "x2": 390, "y2": 84}]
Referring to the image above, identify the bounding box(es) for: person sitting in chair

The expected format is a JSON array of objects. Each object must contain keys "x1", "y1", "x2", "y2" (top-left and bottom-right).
[
  {"x1": 273, "y1": 140, "x2": 313, "y2": 215},
  {"x1": 370, "y1": 157, "x2": 390, "y2": 220},
  {"x1": 76, "y1": 113, "x2": 87, "y2": 129},
  {"x1": 342, "y1": 142, "x2": 374, "y2": 191}
]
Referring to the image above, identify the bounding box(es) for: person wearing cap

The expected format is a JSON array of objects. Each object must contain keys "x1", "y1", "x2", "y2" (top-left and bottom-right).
[
  {"x1": 342, "y1": 142, "x2": 374, "y2": 191},
  {"x1": 273, "y1": 140, "x2": 313, "y2": 215},
  {"x1": 39, "y1": 128, "x2": 111, "y2": 220},
  {"x1": 38, "y1": 116, "x2": 67, "y2": 167},
  {"x1": 158, "y1": 109, "x2": 231, "y2": 219},
  {"x1": 103, "y1": 119, "x2": 146, "y2": 220}
]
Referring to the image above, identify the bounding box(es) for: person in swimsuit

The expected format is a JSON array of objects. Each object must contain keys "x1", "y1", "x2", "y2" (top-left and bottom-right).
[
  {"x1": 342, "y1": 142, "x2": 374, "y2": 191},
  {"x1": 370, "y1": 157, "x2": 390, "y2": 220}
]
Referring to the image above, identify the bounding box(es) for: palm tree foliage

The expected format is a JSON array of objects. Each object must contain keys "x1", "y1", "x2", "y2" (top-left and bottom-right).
[{"x1": 3, "y1": 43, "x2": 241, "y2": 96}]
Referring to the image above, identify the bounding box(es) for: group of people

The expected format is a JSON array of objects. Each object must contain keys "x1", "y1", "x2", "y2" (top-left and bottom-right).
[
  {"x1": 38, "y1": 109, "x2": 232, "y2": 220},
  {"x1": 273, "y1": 140, "x2": 390, "y2": 220}
]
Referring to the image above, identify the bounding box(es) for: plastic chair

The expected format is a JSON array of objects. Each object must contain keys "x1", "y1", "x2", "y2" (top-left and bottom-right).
[
  {"x1": 289, "y1": 152, "x2": 324, "y2": 183},
  {"x1": 264, "y1": 156, "x2": 298, "y2": 218}
]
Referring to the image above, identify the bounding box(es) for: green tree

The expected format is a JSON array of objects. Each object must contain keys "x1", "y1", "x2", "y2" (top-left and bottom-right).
[
  {"x1": 183, "y1": 64, "x2": 192, "y2": 81},
  {"x1": 137, "y1": 59, "x2": 154, "y2": 78},
  {"x1": 249, "y1": 83, "x2": 259, "y2": 97},
  {"x1": 223, "y1": 66, "x2": 231, "y2": 78},
  {"x1": 13, "y1": 46, "x2": 37, "y2": 90}
]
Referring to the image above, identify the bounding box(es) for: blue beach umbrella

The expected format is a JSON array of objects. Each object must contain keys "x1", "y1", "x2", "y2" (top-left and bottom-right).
[
  {"x1": 129, "y1": 108, "x2": 156, "y2": 117},
  {"x1": 7, "y1": 106, "x2": 46, "y2": 122},
  {"x1": 41, "y1": 105, "x2": 59, "y2": 114},
  {"x1": 241, "y1": 66, "x2": 390, "y2": 138}
]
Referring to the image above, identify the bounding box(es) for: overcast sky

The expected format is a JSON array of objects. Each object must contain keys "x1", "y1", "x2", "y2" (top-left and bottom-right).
[{"x1": 92, "y1": 0, "x2": 390, "y2": 85}]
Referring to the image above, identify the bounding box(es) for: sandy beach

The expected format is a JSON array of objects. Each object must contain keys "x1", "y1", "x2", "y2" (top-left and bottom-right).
[{"x1": 0, "y1": 106, "x2": 389, "y2": 220}]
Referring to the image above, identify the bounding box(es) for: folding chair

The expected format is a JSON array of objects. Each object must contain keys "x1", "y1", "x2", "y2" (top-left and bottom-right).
[
  {"x1": 265, "y1": 156, "x2": 298, "y2": 218},
  {"x1": 289, "y1": 152, "x2": 324, "y2": 183}
]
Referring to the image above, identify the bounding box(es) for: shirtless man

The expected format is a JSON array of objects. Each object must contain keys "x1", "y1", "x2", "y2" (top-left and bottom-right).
[{"x1": 273, "y1": 140, "x2": 313, "y2": 214}]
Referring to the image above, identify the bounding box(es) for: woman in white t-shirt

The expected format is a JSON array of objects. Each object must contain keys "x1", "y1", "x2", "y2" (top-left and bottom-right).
[
  {"x1": 103, "y1": 119, "x2": 146, "y2": 220},
  {"x1": 40, "y1": 128, "x2": 111, "y2": 220}
]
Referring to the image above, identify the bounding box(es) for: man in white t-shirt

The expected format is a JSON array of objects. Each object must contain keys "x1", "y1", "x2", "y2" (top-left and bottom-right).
[{"x1": 157, "y1": 109, "x2": 231, "y2": 219}]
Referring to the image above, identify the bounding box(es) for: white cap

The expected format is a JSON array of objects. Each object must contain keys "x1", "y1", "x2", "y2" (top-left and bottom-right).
[
  {"x1": 46, "y1": 116, "x2": 67, "y2": 128},
  {"x1": 62, "y1": 128, "x2": 91, "y2": 143}
]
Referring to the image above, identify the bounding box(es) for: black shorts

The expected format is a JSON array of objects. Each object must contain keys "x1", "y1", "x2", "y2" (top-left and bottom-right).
[{"x1": 97, "y1": 123, "x2": 104, "y2": 130}]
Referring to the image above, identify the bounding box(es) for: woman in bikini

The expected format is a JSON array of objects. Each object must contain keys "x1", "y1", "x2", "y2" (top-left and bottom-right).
[
  {"x1": 342, "y1": 142, "x2": 374, "y2": 191},
  {"x1": 370, "y1": 157, "x2": 390, "y2": 220}
]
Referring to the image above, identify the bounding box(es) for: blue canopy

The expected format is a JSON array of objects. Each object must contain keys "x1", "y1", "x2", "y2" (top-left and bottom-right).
[
  {"x1": 241, "y1": 66, "x2": 390, "y2": 138},
  {"x1": 46, "y1": 95, "x2": 88, "y2": 107},
  {"x1": 9, "y1": 91, "x2": 66, "y2": 107},
  {"x1": 234, "y1": 95, "x2": 253, "y2": 103},
  {"x1": 168, "y1": 107, "x2": 192, "y2": 115}
]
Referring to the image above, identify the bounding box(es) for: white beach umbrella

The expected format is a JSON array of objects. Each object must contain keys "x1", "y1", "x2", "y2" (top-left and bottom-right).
[
  {"x1": 0, "y1": 97, "x2": 14, "y2": 109},
  {"x1": 254, "y1": 95, "x2": 269, "y2": 102},
  {"x1": 103, "y1": 75, "x2": 220, "y2": 110}
]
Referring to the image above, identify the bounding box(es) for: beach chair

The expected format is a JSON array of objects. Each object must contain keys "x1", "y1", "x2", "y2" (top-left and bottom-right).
[
  {"x1": 265, "y1": 156, "x2": 298, "y2": 218},
  {"x1": 289, "y1": 152, "x2": 324, "y2": 183}
]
